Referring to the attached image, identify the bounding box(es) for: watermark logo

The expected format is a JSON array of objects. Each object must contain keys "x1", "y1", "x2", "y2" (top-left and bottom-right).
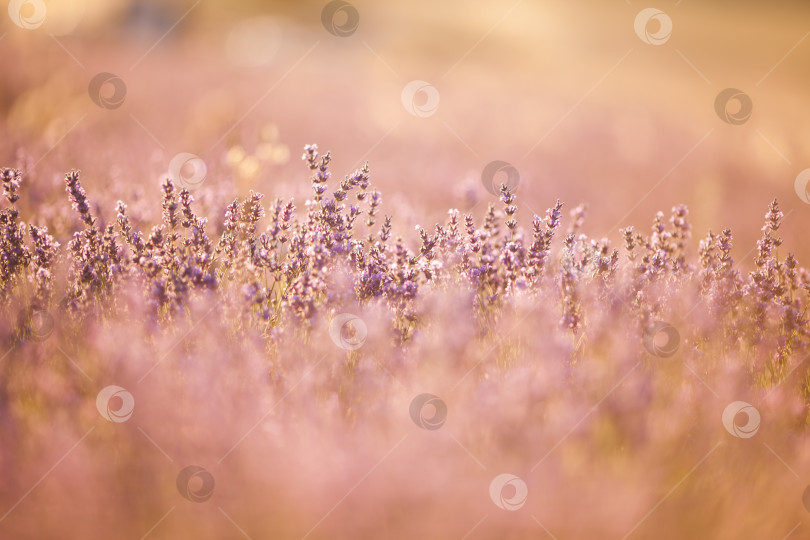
[
  {"x1": 321, "y1": 1, "x2": 359, "y2": 37},
  {"x1": 88, "y1": 73, "x2": 127, "y2": 110},
  {"x1": 17, "y1": 306, "x2": 54, "y2": 342},
  {"x1": 402, "y1": 80, "x2": 440, "y2": 118},
  {"x1": 329, "y1": 313, "x2": 367, "y2": 350},
  {"x1": 169, "y1": 153, "x2": 207, "y2": 190},
  {"x1": 794, "y1": 169, "x2": 810, "y2": 204},
  {"x1": 715, "y1": 88, "x2": 752, "y2": 125},
  {"x1": 8, "y1": 0, "x2": 46, "y2": 29},
  {"x1": 642, "y1": 321, "x2": 680, "y2": 358},
  {"x1": 409, "y1": 393, "x2": 447, "y2": 430},
  {"x1": 96, "y1": 385, "x2": 135, "y2": 423},
  {"x1": 634, "y1": 8, "x2": 672, "y2": 45},
  {"x1": 177, "y1": 466, "x2": 215, "y2": 502},
  {"x1": 489, "y1": 474, "x2": 528, "y2": 511},
  {"x1": 722, "y1": 401, "x2": 760, "y2": 438},
  {"x1": 481, "y1": 161, "x2": 520, "y2": 196}
]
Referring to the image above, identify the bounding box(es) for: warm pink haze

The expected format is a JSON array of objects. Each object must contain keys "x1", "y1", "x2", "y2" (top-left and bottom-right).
[{"x1": 1, "y1": 1, "x2": 810, "y2": 539}]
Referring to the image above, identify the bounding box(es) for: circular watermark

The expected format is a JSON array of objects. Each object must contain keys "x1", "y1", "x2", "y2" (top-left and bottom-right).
[
  {"x1": 321, "y1": 1, "x2": 359, "y2": 37},
  {"x1": 722, "y1": 401, "x2": 760, "y2": 439},
  {"x1": 96, "y1": 385, "x2": 135, "y2": 423},
  {"x1": 88, "y1": 73, "x2": 127, "y2": 110},
  {"x1": 17, "y1": 306, "x2": 54, "y2": 342},
  {"x1": 642, "y1": 321, "x2": 680, "y2": 358},
  {"x1": 794, "y1": 169, "x2": 810, "y2": 204},
  {"x1": 409, "y1": 393, "x2": 447, "y2": 430},
  {"x1": 169, "y1": 153, "x2": 207, "y2": 190},
  {"x1": 489, "y1": 474, "x2": 528, "y2": 511},
  {"x1": 714, "y1": 88, "x2": 752, "y2": 125},
  {"x1": 8, "y1": 0, "x2": 46, "y2": 29},
  {"x1": 328, "y1": 313, "x2": 367, "y2": 351},
  {"x1": 177, "y1": 466, "x2": 215, "y2": 502},
  {"x1": 401, "y1": 80, "x2": 440, "y2": 118},
  {"x1": 481, "y1": 161, "x2": 520, "y2": 196},
  {"x1": 634, "y1": 8, "x2": 672, "y2": 45}
]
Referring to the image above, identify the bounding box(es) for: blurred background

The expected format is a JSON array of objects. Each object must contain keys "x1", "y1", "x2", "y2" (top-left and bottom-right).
[
  {"x1": 4, "y1": 3, "x2": 810, "y2": 538},
  {"x1": 2, "y1": 0, "x2": 810, "y2": 259}
]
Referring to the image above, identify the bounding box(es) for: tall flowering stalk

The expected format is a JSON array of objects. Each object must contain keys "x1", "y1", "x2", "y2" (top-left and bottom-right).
[
  {"x1": 0, "y1": 168, "x2": 30, "y2": 299},
  {"x1": 0, "y1": 147, "x2": 809, "y2": 415}
]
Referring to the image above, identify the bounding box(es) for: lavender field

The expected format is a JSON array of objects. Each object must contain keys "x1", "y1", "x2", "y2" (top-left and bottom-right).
[{"x1": 2, "y1": 1, "x2": 810, "y2": 539}]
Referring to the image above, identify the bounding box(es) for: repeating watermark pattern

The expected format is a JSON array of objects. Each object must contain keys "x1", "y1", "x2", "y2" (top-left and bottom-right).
[
  {"x1": 794, "y1": 168, "x2": 810, "y2": 204},
  {"x1": 168, "y1": 153, "x2": 207, "y2": 190},
  {"x1": 634, "y1": 8, "x2": 672, "y2": 46},
  {"x1": 401, "y1": 80, "x2": 440, "y2": 118},
  {"x1": 481, "y1": 160, "x2": 520, "y2": 196},
  {"x1": 176, "y1": 466, "x2": 215, "y2": 502},
  {"x1": 5, "y1": 2, "x2": 810, "y2": 537},
  {"x1": 17, "y1": 306, "x2": 54, "y2": 342},
  {"x1": 409, "y1": 393, "x2": 447, "y2": 430},
  {"x1": 321, "y1": 1, "x2": 359, "y2": 37},
  {"x1": 489, "y1": 474, "x2": 528, "y2": 511},
  {"x1": 722, "y1": 401, "x2": 760, "y2": 438},
  {"x1": 641, "y1": 321, "x2": 680, "y2": 358},
  {"x1": 714, "y1": 88, "x2": 753, "y2": 125},
  {"x1": 96, "y1": 385, "x2": 135, "y2": 423},
  {"x1": 328, "y1": 313, "x2": 368, "y2": 350},
  {"x1": 8, "y1": 0, "x2": 46, "y2": 30},
  {"x1": 88, "y1": 73, "x2": 127, "y2": 110}
]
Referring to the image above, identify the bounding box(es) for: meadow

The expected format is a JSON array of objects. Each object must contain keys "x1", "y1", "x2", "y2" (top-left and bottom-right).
[{"x1": 2, "y1": 1, "x2": 810, "y2": 538}]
